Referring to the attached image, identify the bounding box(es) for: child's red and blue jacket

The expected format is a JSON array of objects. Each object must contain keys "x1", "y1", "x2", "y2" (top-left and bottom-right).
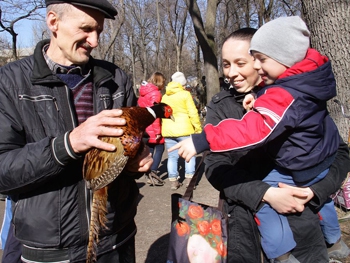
[{"x1": 193, "y1": 48, "x2": 340, "y2": 183}]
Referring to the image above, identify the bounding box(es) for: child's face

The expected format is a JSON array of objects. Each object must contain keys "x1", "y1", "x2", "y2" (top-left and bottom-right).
[{"x1": 252, "y1": 51, "x2": 288, "y2": 85}]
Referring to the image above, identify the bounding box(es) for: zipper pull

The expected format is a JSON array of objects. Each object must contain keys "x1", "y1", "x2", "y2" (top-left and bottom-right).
[
  {"x1": 53, "y1": 97, "x2": 60, "y2": 111},
  {"x1": 99, "y1": 95, "x2": 108, "y2": 109}
]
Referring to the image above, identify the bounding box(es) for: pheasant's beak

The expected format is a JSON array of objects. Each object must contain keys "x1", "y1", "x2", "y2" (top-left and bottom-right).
[{"x1": 170, "y1": 115, "x2": 175, "y2": 121}]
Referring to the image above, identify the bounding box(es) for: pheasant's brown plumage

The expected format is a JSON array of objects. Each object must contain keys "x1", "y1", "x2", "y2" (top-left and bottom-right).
[{"x1": 83, "y1": 103, "x2": 173, "y2": 263}]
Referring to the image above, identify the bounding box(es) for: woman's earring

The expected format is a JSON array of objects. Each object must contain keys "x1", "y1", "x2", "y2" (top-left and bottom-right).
[{"x1": 224, "y1": 78, "x2": 233, "y2": 89}]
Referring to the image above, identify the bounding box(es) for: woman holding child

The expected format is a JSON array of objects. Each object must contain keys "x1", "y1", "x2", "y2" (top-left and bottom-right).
[{"x1": 195, "y1": 23, "x2": 350, "y2": 262}]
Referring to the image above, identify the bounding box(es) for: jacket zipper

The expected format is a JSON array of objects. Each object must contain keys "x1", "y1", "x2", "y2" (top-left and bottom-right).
[
  {"x1": 19, "y1": 94, "x2": 59, "y2": 108},
  {"x1": 63, "y1": 85, "x2": 92, "y2": 236},
  {"x1": 87, "y1": 77, "x2": 113, "y2": 235},
  {"x1": 99, "y1": 94, "x2": 110, "y2": 109},
  {"x1": 64, "y1": 86, "x2": 77, "y2": 128},
  {"x1": 93, "y1": 75, "x2": 113, "y2": 114}
]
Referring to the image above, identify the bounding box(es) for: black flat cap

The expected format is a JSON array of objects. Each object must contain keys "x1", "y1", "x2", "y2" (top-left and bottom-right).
[{"x1": 45, "y1": 0, "x2": 118, "y2": 19}]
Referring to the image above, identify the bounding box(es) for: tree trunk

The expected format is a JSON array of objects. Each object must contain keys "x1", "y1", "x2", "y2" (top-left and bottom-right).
[
  {"x1": 11, "y1": 33, "x2": 18, "y2": 61},
  {"x1": 130, "y1": 35, "x2": 137, "y2": 94},
  {"x1": 302, "y1": 0, "x2": 350, "y2": 142},
  {"x1": 186, "y1": 0, "x2": 219, "y2": 108},
  {"x1": 165, "y1": 0, "x2": 188, "y2": 73},
  {"x1": 195, "y1": 39, "x2": 201, "y2": 80},
  {"x1": 155, "y1": 0, "x2": 161, "y2": 69}
]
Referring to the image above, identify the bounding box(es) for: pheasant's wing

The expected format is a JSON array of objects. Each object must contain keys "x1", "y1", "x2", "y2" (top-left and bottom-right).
[{"x1": 83, "y1": 136, "x2": 129, "y2": 190}]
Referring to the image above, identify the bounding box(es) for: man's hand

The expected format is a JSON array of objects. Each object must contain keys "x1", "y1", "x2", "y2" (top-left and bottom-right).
[
  {"x1": 168, "y1": 137, "x2": 197, "y2": 162},
  {"x1": 262, "y1": 186, "x2": 309, "y2": 214},
  {"x1": 69, "y1": 109, "x2": 126, "y2": 153}
]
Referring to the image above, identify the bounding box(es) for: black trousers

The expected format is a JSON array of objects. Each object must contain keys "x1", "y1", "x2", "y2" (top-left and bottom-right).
[
  {"x1": 2, "y1": 224, "x2": 135, "y2": 263},
  {"x1": 76, "y1": 236, "x2": 136, "y2": 263},
  {"x1": 2, "y1": 223, "x2": 22, "y2": 263}
]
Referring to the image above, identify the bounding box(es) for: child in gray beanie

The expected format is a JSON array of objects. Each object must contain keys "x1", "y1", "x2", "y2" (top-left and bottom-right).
[
  {"x1": 169, "y1": 16, "x2": 350, "y2": 263},
  {"x1": 250, "y1": 16, "x2": 310, "y2": 67}
]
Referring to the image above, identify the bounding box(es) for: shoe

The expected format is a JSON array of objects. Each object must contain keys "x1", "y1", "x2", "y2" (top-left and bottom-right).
[
  {"x1": 170, "y1": 180, "x2": 182, "y2": 190},
  {"x1": 183, "y1": 177, "x2": 196, "y2": 189},
  {"x1": 146, "y1": 171, "x2": 165, "y2": 186},
  {"x1": 327, "y1": 239, "x2": 350, "y2": 259},
  {"x1": 184, "y1": 178, "x2": 191, "y2": 187},
  {"x1": 184, "y1": 174, "x2": 195, "y2": 188},
  {"x1": 274, "y1": 253, "x2": 300, "y2": 263},
  {"x1": 0, "y1": 194, "x2": 6, "y2": 201}
]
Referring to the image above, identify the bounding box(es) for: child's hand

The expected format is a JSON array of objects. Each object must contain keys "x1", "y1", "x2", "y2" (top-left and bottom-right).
[
  {"x1": 243, "y1": 93, "x2": 256, "y2": 111},
  {"x1": 168, "y1": 137, "x2": 197, "y2": 162}
]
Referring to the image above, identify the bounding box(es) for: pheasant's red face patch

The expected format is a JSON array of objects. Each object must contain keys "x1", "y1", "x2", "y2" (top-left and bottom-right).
[{"x1": 164, "y1": 106, "x2": 173, "y2": 118}]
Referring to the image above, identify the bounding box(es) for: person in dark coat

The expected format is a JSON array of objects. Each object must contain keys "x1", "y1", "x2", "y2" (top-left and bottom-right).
[
  {"x1": 204, "y1": 27, "x2": 350, "y2": 263},
  {"x1": 0, "y1": 1, "x2": 152, "y2": 262}
]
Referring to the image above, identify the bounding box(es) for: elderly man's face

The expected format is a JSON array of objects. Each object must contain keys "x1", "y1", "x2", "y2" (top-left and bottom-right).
[{"x1": 47, "y1": 5, "x2": 105, "y2": 66}]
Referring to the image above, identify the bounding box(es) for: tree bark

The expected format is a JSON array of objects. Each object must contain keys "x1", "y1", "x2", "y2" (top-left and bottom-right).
[
  {"x1": 302, "y1": 0, "x2": 350, "y2": 142},
  {"x1": 186, "y1": 0, "x2": 220, "y2": 108}
]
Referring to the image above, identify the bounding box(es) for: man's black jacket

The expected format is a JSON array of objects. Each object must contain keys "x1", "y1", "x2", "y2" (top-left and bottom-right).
[{"x1": 0, "y1": 40, "x2": 138, "y2": 262}]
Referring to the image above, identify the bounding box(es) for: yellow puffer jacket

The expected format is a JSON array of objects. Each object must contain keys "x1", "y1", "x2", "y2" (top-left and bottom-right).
[{"x1": 161, "y1": 81, "x2": 202, "y2": 137}]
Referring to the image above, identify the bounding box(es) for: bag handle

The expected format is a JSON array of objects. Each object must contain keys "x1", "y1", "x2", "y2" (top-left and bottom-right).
[{"x1": 182, "y1": 151, "x2": 224, "y2": 211}]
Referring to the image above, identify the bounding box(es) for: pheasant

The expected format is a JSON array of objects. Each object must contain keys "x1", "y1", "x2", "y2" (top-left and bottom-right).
[{"x1": 83, "y1": 103, "x2": 173, "y2": 263}]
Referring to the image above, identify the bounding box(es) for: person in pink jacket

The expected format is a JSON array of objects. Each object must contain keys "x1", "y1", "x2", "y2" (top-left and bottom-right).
[{"x1": 138, "y1": 72, "x2": 166, "y2": 186}]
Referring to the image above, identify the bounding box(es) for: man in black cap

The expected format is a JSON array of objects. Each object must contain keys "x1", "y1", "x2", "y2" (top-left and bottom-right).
[
  {"x1": 45, "y1": 0, "x2": 118, "y2": 19},
  {"x1": 0, "y1": 1, "x2": 152, "y2": 263}
]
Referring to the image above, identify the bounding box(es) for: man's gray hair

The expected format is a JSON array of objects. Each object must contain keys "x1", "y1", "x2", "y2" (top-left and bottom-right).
[{"x1": 46, "y1": 3, "x2": 73, "y2": 19}]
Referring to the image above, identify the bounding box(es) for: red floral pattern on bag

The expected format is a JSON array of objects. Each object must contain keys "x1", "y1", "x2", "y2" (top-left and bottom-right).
[
  {"x1": 197, "y1": 220, "x2": 210, "y2": 235},
  {"x1": 210, "y1": 219, "x2": 222, "y2": 236},
  {"x1": 217, "y1": 241, "x2": 227, "y2": 258},
  {"x1": 173, "y1": 199, "x2": 227, "y2": 262},
  {"x1": 176, "y1": 221, "x2": 190, "y2": 236},
  {"x1": 188, "y1": 204, "x2": 204, "y2": 219}
]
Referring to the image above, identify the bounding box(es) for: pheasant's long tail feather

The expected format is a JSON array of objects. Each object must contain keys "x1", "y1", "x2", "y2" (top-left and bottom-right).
[{"x1": 86, "y1": 188, "x2": 108, "y2": 263}]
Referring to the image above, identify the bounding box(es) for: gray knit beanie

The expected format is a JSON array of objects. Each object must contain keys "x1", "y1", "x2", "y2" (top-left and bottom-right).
[{"x1": 250, "y1": 16, "x2": 310, "y2": 67}]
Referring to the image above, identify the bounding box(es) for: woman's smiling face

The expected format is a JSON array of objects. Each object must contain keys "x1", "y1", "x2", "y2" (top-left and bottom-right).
[{"x1": 222, "y1": 38, "x2": 261, "y2": 93}]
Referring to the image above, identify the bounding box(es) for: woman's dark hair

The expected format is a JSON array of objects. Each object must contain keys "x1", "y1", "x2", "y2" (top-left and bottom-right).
[{"x1": 222, "y1": 27, "x2": 257, "y2": 46}]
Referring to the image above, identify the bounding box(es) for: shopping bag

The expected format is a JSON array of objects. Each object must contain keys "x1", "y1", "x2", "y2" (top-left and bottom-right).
[{"x1": 167, "y1": 152, "x2": 228, "y2": 263}]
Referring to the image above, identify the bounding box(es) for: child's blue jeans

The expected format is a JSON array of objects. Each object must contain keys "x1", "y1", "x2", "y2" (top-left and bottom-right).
[{"x1": 257, "y1": 167, "x2": 340, "y2": 259}]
